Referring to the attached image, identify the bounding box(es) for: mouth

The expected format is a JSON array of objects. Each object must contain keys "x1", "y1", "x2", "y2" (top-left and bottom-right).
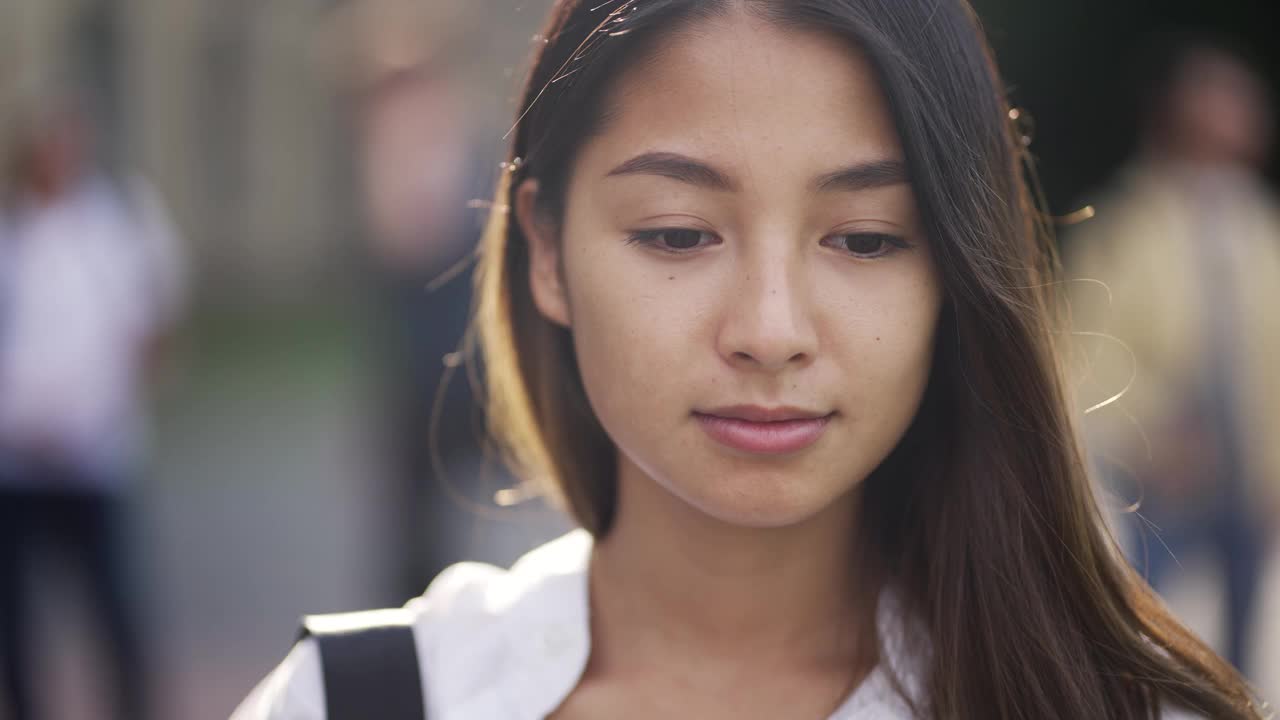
[{"x1": 692, "y1": 406, "x2": 835, "y2": 455}]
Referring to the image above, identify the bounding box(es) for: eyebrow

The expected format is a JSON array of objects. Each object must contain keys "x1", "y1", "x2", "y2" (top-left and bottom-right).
[
  {"x1": 606, "y1": 152, "x2": 737, "y2": 192},
  {"x1": 812, "y1": 158, "x2": 908, "y2": 192},
  {"x1": 604, "y1": 151, "x2": 908, "y2": 193}
]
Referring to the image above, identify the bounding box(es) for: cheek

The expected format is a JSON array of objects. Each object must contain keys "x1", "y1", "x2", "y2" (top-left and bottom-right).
[
  {"x1": 559, "y1": 237, "x2": 704, "y2": 424},
  {"x1": 822, "y1": 263, "x2": 942, "y2": 413}
]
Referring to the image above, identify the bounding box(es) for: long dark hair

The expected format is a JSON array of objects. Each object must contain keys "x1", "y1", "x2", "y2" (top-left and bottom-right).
[{"x1": 474, "y1": 1, "x2": 1267, "y2": 717}]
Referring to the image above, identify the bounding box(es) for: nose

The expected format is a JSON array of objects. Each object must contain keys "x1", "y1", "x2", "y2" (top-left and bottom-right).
[{"x1": 716, "y1": 252, "x2": 818, "y2": 373}]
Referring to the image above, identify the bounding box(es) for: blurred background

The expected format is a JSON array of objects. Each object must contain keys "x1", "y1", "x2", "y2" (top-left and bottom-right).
[{"x1": 0, "y1": 0, "x2": 1277, "y2": 718}]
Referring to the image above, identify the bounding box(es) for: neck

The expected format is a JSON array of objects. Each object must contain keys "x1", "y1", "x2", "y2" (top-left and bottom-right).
[{"x1": 588, "y1": 455, "x2": 876, "y2": 674}]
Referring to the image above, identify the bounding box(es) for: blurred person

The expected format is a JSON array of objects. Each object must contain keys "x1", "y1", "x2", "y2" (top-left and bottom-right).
[
  {"x1": 0, "y1": 94, "x2": 185, "y2": 720},
  {"x1": 325, "y1": 0, "x2": 534, "y2": 601},
  {"x1": 235, "y1": 2, "x2": 1266, "y2": 719},
  {"x1": 1067, "y1": 35, "x2": 1280, "y2": 674}
]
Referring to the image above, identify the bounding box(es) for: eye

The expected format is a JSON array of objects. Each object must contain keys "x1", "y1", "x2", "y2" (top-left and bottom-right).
[
  {"x1": 820, "y1": 232, "x2": 911, "y2": 259},
  {"x1": 626, "y1": 228, "x2": 721, "y2": 254}
]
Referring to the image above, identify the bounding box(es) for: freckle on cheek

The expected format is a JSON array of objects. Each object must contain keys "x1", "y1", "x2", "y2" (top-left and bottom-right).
[{"x1": 668, "y1": 276, "x2": 675, "y2": 280}]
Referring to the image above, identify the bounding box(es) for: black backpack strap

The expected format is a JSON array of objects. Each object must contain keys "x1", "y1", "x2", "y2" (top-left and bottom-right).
[{"x1": 298, "y1": 608, "x2": 426, "y2": 720}]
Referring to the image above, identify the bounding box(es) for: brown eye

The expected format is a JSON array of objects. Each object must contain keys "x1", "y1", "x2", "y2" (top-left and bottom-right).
[
  {"x1": 627, "y1": 228, "x2": 720, "y2": 253},
  {"x1": 661, "y1": 229, "x2": 706, "y2": 250},
  {"x1": 820, "y1": 232, "x2": 908, "y2": 259}
]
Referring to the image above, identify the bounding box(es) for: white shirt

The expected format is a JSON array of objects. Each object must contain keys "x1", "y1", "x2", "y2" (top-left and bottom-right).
[
  {"x1": 232, "y1": 530, "x2": 1215, "y2": 720},
  {"x1": 231, "y1": 530, "x2": 930, "y2": 719},
  {"x1": 0, "y1": 173, "x2": 185, "y2": 483}
]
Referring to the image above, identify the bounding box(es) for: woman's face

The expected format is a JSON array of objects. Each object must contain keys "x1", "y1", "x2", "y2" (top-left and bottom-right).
[{"x1": 520, "y1": 12, "x2": 943, "y2": 528}]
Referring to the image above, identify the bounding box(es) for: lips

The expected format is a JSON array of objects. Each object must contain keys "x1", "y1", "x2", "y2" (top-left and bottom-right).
[{"x1": 693, "y1": 406, "x2": 834, "y2": 455}]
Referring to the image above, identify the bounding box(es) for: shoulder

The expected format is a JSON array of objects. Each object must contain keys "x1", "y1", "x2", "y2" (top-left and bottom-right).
[
  {"x1": 230, "y1": 640, "x2": 325, "y2": 720},
  {"x1": 229, "y1": 530, "x2": 593, "y2": 720},
  {"x1": 411, "y1": 530, "x2": 593, "y2": 716},
  {"x1": 409, "y1": 529, "x2": 592, "y2": 641}
]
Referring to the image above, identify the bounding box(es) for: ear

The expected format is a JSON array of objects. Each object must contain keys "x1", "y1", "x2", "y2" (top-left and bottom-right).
[{"x1": 515, "y1": 178, "x2": 571, "y2": 328}]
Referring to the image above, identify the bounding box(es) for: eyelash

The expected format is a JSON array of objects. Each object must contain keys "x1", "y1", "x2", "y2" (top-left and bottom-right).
[
  {"x1": 625, "y1": 228, "x2": 912, "y2": 259},
  {"x1": 819, "y1": 232, "x2": 913, "y2": 259},
  {"x1": 625, "y1": 228, "x2": 720, "y2": 253}
]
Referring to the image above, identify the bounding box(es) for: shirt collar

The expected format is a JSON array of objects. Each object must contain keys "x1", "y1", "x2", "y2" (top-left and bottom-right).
[
  {"x1": 490, "y1": 529, "x2": 927, "y2": 718},
  {"x1": 495, "y1": 529, "x2": 594, "y2": 717}
]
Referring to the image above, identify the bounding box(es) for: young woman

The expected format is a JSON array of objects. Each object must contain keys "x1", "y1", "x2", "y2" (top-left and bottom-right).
[{"x1": 234, "y1": 1, "x2": 1270, "y2": 717}]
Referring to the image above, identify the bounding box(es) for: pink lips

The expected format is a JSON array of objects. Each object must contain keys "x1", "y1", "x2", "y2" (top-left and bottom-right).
[{"x1": 693, "y1": 406, "x2": 834, "y2": 455}]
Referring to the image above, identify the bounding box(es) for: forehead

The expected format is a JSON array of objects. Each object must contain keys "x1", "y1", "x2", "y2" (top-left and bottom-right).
[{"x1": 585, "y1": 12, "x2": 902, "y2": 177}]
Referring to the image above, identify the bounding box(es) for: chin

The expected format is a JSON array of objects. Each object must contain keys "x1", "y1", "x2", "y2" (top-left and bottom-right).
[{"x1": 671, "y1": 470, "x2": 853, "y2": 530}]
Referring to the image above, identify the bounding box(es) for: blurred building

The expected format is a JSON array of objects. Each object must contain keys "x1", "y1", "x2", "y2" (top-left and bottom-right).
[
  {"x1": 2, "y1": 0, "x2": 551, "y2": 306},
  {"x1": 1, "y1": 2, "x2": 556, "y2": 718}
]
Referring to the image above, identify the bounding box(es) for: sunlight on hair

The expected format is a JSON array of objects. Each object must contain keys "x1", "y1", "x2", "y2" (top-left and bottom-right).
[
  {"x1": 494, "y1": 483, "x2": 539, "y2": 507},
  {"x1": 1071, "y1": 330, "x2": 1137, "y2": 415},
  {"x1": 1057, "y1": 205, "x2": 1097, "y2": 225},
  {"x1": 505, "y1": 0, "x2": 640, "y2": 139}
]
